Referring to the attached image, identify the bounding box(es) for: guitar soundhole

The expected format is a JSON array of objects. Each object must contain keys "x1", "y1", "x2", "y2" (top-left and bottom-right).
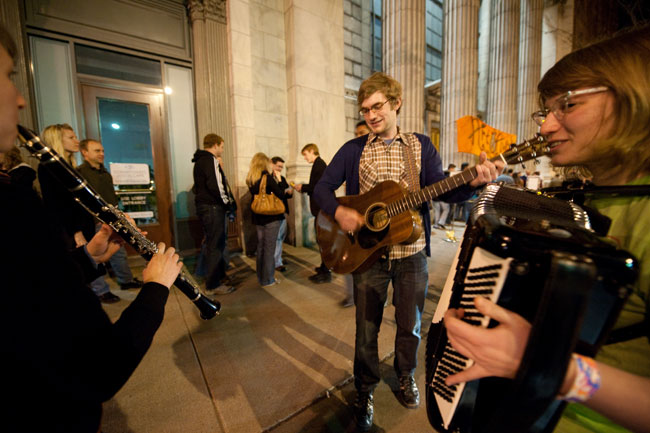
[{"x1": 365, "y1": 203, "x2": 389, "y2": 232}]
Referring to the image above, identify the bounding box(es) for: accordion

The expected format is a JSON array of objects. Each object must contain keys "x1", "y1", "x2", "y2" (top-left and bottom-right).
[{"x1": 425, "y1": 184, "x2": 638, "y2": 433}]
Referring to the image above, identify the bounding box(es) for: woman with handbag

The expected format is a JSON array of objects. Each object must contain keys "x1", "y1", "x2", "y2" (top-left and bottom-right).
[{"x1": 246, "y1": 152, "x2": 287, "y2": 288}]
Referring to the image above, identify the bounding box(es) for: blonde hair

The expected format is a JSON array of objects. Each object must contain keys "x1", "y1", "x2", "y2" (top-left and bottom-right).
[
  {"x1": 538, "y1": 26, "x2": 650, "y2": 181},
  {"x1": 357, "y1": 72, "x2": 403, "y2": 115},
  {"x1": 42, "y1": 123, "x2": 76, "y2": 167},
  {"x1": 246, "y1": 152, "x2": 270, "y2": 188}
]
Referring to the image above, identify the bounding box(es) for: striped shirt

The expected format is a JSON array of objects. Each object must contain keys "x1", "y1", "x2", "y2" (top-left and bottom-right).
[{"x1": 359, "y1": 128, "x2": 426, "y2": 260}]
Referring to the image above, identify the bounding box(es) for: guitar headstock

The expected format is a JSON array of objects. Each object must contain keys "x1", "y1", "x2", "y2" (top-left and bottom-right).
[{"x1": 501, "y1": 134, "x2": 550, "y2": 165}]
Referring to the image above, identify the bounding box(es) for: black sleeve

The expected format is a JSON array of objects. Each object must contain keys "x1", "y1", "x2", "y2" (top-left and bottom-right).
[
  {"x1": 9, "y1": 166, "x2": 36, "y2": 189},
  {"x1": 2, "y1": 183, "x2": 170, "y2": 413},
  {"x1": 68, "y1": 246, "x2": 106, "y2": 284},
  {"x1": 279, "y1": 176, "x2": 293, "y2": 197},
  {"x1": 39, "y1": 164, "x2": 95, "y2": 240},
  {"x1": 302, "y1": 158, "x2": 327, "y2": 195},
  {"x1": 265, "y1": 173, "x2": 286, "y2": 199}
]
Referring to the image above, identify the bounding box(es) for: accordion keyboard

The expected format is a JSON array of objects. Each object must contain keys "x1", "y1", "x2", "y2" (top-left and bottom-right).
[{"x1": 430, "y1": 247, "x2": 513, "y2": 430}]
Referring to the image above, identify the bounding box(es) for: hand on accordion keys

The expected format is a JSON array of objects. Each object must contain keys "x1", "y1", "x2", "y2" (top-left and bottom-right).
[{"x1": 443, "y1": 296, "x2": 532, "y2": 386}]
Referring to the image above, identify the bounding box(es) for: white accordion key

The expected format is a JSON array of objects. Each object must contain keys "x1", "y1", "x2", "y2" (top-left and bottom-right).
[{"x1": 431, "y1": 247, "x2": 513, "y2": 429}]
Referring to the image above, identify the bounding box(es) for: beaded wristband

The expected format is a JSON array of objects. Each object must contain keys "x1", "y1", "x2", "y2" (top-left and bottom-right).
[{"x1": 560, "y1": 354, "x2": 601, "y2": 402}]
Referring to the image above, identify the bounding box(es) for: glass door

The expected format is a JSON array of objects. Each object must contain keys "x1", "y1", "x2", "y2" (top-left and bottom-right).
[{"x1": 81, "y1": 83, "x2": 173, "y2": 249}]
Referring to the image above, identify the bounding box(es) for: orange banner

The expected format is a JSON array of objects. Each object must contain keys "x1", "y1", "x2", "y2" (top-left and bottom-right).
[{"x1": 456, "y1": 115, "x2": 516, "y2": 158}]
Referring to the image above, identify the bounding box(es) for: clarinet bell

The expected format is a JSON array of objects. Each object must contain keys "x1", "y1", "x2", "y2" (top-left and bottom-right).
[{"x1": 195, "y1": 295, "x2": 221, "y2": 320}]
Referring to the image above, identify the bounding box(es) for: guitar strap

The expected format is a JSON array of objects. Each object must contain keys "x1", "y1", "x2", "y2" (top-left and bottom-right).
[{"x1": 402, "y1": 134, "x2": 420, "y2": 193}]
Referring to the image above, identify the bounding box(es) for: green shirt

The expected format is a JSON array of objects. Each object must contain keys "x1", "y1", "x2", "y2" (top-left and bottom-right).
[{"x1": 555, "y1": 175, "x2": 650, "y2": 433}]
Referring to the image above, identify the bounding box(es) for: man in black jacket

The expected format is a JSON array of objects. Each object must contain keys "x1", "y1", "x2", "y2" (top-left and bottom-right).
[
  {"x1": 294, "y1": 143, "x2": 331, "y2": 283},
  {"x1": 78, "y1": 139, "x2": 143, "y2": 302},
  {"x1": 0, "y1": 25, "x2": 183, "y2": 432},
  {"x1": 192, "y1": 133, "x2": 236, "y2": 294}
]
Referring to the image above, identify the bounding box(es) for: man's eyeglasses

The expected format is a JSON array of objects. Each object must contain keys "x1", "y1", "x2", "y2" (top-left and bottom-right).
[
  {"x1": 530, "y1": 86, "x2": 609, "y2": 126},
  {"x1": 359, "y1": 99, "x2": 391, "y2": 116}
]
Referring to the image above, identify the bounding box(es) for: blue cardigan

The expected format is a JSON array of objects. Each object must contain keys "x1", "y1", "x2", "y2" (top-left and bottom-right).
[{"x1": 313, "y1": 133, "x2": 474, "y2": 256}]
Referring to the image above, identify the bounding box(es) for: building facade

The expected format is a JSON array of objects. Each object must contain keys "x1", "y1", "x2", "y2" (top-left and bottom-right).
[{"x1": 2, "y1": 0, "x2": 643, "y2": 253}]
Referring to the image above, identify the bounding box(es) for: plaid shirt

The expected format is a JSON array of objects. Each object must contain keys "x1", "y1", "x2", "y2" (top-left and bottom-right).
[{"x1": 359, "y1": 128, "x2": 426, "y2": 259}]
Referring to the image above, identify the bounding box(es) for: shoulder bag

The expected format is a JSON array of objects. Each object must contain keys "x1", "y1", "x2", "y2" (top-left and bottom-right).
[{"x1": 251, "y1": 173, "x2": 285, "y2": 215}]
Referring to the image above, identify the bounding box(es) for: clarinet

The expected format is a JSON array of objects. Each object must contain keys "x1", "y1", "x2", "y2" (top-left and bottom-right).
[{"x1": 16, "y1": 125, "x2": 220, "y2": 320}]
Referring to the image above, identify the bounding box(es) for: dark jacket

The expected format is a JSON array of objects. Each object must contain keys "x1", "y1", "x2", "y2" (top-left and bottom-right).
[
  {"x1": 277, "y1": 174, "x2": 292, "y2": 214},
  {"x1": 302, "y1": 156, "x2": 327, "y2": 216},
  {"x1": 7, "y1": 163, "x2": 36, "y2": 189},
  {"x1": 249, "y1": 171, "x2": 286, "y2": 225},
  {"x1": 192, "y1": 149, "x2": 235, "y2": 210},
  {"x1": 77, "y1": 162, "x2": 118, "y2": 205},
  {"x1": 38, "y1": 163, "x2": 96, "y2": 247},
  {"x1": 313, "y1": 133, "x2": 474, "y2": 256},
  {"x1": 0, "y1": 175, "x2": 168, "y2": 432}
]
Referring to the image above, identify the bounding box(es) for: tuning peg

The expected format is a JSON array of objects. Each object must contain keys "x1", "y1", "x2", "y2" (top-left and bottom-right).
[{"x1": 534, "y1": 159, "x2": 540, "y2": 165}]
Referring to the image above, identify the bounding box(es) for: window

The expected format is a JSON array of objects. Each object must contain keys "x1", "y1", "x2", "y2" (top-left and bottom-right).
[{"x1": 425, "y1": 0, "x2": 443, "y2": 82}]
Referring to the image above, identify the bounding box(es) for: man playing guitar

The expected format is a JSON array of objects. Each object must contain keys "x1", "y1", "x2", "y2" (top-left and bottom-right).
[{"x1": 313, "y1": 72, "x2": 502, "y2": 431}]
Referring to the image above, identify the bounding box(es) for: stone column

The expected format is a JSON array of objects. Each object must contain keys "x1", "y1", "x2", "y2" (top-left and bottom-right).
[
  {"x1": 486, "y1": 0, "x2": 520, "y2": 136},
  {"x1": 476, "y1": 0, "x2": 491, "y2": 116},
  {"x1": 517, "y1": 0, "x2": 545, "y2": 176},
  {"x1": 440, "y1": 0, "x2": 480, "y2": 167},
  {"x1": 383, "y1": 0, "x2": 426, "y2": 134},
  {"x1": 284, "y1": 0, "x2": 345, "y2": 247},
  {"x1": 0, "y1": 0, "x2": 35, "y2": 130},
  {"x1": 517, "y1": 0, "x2": 543, "y2": 141},
  {"x1": 188, "y1": 0, "x2": 235, "y2": 182}
]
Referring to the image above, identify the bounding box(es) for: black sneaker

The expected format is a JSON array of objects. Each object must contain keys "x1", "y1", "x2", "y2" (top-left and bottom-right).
[
  {"x1": 308, "y1": 272, "x2": 332, "y2": 284},
  {"x1": 120, "y1": 277, "x2": 143, "y2": 290},
  {"x1": 398, "y1": 375, "x2": 420, "y2": 408},
  {"x1": 98, "y1": 292, "x2": 121, "y2": 304},
  {"x1": 353, "y1": 391, "x2": 373, "y2": 431}
]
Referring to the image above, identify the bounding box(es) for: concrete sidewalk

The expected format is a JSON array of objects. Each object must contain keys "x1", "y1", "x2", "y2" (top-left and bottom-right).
[{"x1": 100, "y1": 224, "x2": 466, "y2": 433}]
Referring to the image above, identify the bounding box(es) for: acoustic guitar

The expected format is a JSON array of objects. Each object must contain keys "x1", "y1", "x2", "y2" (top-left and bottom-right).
[{"x1": 315, "y1": 134, "x2": 549, "y2": 274}]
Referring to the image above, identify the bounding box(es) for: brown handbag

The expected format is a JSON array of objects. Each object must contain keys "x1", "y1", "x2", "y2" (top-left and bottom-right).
[{"x1": 251, "y1": 173, "x2": 285, "y2": 215}]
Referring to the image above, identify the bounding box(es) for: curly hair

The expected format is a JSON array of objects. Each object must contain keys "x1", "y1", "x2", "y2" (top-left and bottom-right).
[
  {"x1": 357, "y1": 72, "x2": 403, "y2": 115},
  {"x1": 1, "y1": 146, "x2": 23, "y2": 170}
]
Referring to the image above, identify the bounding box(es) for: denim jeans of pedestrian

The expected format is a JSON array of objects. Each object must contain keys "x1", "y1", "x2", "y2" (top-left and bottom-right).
[
  {"x1": 196, "y1": 214, "x2": 230, "y2": 277},
  {"x1": 352, "y1": 250, "x2": 428, "y2": 392},
  {"x1": 274, "y1": 218, "x2": 287, "y2": 268},
  {"x1": 433, "y1": 201, "x2": 450, "y2": 226},
  {"x1": 197, "y1": 203, "x2": 227, "y2": 289},
  {"x1": 256, "y1": 219, "x2": 282, "y2": 286},
  {"x1": 89, "y1": 224, "x2": 134, "y2": 296}
]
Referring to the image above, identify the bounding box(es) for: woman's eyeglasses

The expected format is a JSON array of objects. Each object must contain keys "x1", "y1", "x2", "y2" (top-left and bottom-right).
[{"x1": 531, "y1": 86, "x2": 609, "y2": 126}]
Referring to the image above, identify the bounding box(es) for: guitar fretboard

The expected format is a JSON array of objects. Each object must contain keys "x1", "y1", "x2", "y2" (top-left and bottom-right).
[
  {"x1": 386, "y1": 168, "x2": 478, "y2": 218},
  {"x1": 384, "y1": 134, "x2": 547, "y2": 218}
]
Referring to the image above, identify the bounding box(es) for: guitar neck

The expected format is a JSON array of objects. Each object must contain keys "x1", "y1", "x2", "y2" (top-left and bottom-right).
[
  {"x1": 383, "y1": 133, "x2": 548, "y2": 218},
  {"x1": 386, "y1": 167, "x2": 479, "y2": 218}
]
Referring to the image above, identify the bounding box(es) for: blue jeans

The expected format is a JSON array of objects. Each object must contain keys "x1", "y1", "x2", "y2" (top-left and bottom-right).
[
  {"x1": 274, "y1": 219, "x2": 287, "y2": 267},
  {"x1": 256, "y1": 220, "x2": 282, "y2": 286},
  {"x1": 89, "y1": 225, "x2": 134, "y2": 296},
  {"x1": 197, "y1": 203, "x2": 227, "y2": 289},
  {"x1": 352, "y1": 250, "x2": 428, "y2": 392}
]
